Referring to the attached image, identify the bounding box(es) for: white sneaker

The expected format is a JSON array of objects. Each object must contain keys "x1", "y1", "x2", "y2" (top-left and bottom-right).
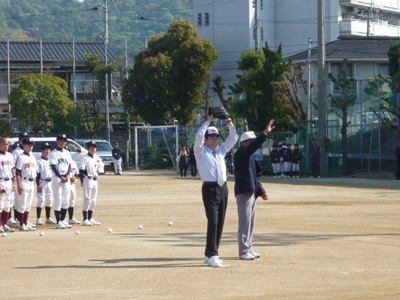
[
  {"x1": 62, "y1": 220, "x2": 72, "y2": 228},
  {"x1": 69, "y1": 218, "x2": 80, "y2": 225},
  {"x1": 82, "y1": 219, "x2": 93, "y2": 226},
  {"x1": 204, "y1": 256, "x2": 223, "y2": 264},
  {"x1": 296, "y1": 176, "x2": 299, "y2": 178},
  {"x1": 26, "y1": 223, "x2": 36, "y2": 231},
  {"x1": 7, "y1": 217, "x2": 16, "y2": 226},
  {"x1": 396, "y1": 180, "x2": 399, "y2": 183},
  {"x1": 239, "y1": 253, "x2": 255, "y2": 260},
  {"x1": 36, "y1": 218, "x2": 43, "y2": 225},
  {"x1": 46, "y1": 218, "x2": 57, "y2": 224},
  {"x1": 249, "y1": 251, "x2": 261, "y2": 258},
  {"x1": 309, "y1": 176, "x2": 314, "y2": 178},
  {"x1": 90, "y1": 219, "x2": 101, "y2": 225},
  {"x1": 56, "y1": 221, "x2": 66, "y2": 229},
  {"x1": 3, "y1": 225, "x2": 14, "y2": 232},
  {"x1": 27, "y1": 221, "x2": 36, "y2": 228},
  {"x1": 273, "y1": 176, "x2": 277, "y2": 178},
  {"x1": 20, "y1": 224, "x2": 29, "y2": 231},
  {"x1": 0, "y1": 226, "x2": 4, "y2": 233},
  {"x1": 207, "y1": 255, "x2": 222, "y2": 267},
  {"x1": 317, "y1": 176, "x2": 321, "y2": 179}
]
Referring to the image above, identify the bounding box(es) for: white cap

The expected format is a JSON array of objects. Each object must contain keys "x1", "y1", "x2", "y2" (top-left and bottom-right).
[
  {"x1": 240, "y1": 131, "x2": 256, "y2": 142},
  {"x1": 205, "y1": 126, "x2": 221, "y2": 137}
]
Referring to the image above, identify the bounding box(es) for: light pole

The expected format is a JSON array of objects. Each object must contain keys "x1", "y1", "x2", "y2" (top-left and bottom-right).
[{"x1": 104, "y1": 0, "x2": 110, "y2": 142}]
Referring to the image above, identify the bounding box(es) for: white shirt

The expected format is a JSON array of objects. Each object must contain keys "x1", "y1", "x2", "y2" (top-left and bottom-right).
[
  {"x1": 37, "y1": 157, "x2": 52, "y2": 180},
  {"x1": 79, "y1": 153, "x2": 100, "y2": 177},
  {"x1": 194, "y1": 121, "x2": 238, "y2": 183},
  {"x1": 12, "y1": 146, "x2": 23, "y2": 164},
  {"x1": 15, "y1": 152, "x2": 37, "y2": 179},
  {"x1": 0, "y1": 152, "x2": 14, "y2": 179},
  {"x1": 69, "y1": 160, "x2": 79, "y2": 185},
  {"x1": 49, "y1": 148, "x2": 72, "y2": 176}
]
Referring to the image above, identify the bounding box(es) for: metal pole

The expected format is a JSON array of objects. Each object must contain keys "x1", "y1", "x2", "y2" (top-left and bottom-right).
[
  {"x1": 73, "y1": 37, "x2": 77, "y2": 140},
  {"x1": 104, "y1": 0, "x2": 110, "y2": 142},
  {"x1": 306, "y1": 37, "x2": 312, "y2": 173},
  {"x1": 255, "y1": 0, "x2": 259, "y2": 53},
  {"x1": 317, "y1": 0, "x2": 327, "y2": 176},
  {"x1": 7, "y1": 39, "x2": 11, "y2": 124},
  {"x1": 40, "y1": 37, "x2": 43, "y2": 74},
  {"x1": 135, "y1": 126, "x2": 138, "y2": 171}
]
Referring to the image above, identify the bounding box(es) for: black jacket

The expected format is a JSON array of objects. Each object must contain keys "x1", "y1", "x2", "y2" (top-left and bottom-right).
[{"x1": 234, "y1": 133, "x2": 266, "y2": 197}]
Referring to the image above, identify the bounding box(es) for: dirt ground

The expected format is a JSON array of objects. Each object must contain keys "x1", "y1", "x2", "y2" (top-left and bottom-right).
[{"x1": 2, "y1": 170, "x2": 400, "y2": 299}]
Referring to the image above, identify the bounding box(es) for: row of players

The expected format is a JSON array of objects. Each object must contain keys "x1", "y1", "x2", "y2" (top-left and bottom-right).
[
  {"x1": 0, "y1": 133, "x2": 101, "y2": 233},
  {"x1": 270, "y1": 143, "x2": 303, "y2": 178}
]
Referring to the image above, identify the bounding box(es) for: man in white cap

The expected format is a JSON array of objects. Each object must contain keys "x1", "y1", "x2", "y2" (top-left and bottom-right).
[
  {"x1": 234, "y1": 120, "x2": 274, "y2": 260},
  {"x1": 194, "y1": 113, "x2": 238, "y2": 268}
]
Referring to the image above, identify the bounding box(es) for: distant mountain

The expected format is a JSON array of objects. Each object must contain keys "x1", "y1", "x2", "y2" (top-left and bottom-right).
[{"x1": 0, "y1": 0, "x2": 193, "y2": 58}]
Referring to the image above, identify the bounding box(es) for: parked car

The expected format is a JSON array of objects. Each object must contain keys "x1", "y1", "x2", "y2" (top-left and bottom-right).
[
  {"x1": 76, "y1": 139, "x2": 114, "y2": 173},
  {"x1": 8, "y1": 137, "x2": 105, "y2": 174}
]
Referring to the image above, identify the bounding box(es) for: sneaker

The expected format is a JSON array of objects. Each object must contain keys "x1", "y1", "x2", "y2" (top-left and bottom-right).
[
  {"x1": 46, "y1": 218, "x2": 57, "y2": 224},
  {"x1": 62, "y1": 220, "x2": 72, "y2": 228},
  {"x1": 0, "y1": 226, "x2": 4, "y2": 233},
  {"x1": 26, "y1": 223, "x2": 36, "y2": 231},
  {"x1": 309, "y1": 176, "x2": 314, "y2": 178},
  {"x1": 204, "y1": 256, "x2": 223, "y2": 264},
  {"x1": 56, "y1": 221, "x2": 66, "y2": 229},
  {"x1": 239, "y1": 253, "x2": 255, "y2": 260},
  {"x1": 273, "y1": 176, "x2": 277, "y2": 178},
  {"x1": 36, "y1": 218, "x2": 43, "y2": 225},
  {"x1": 207, "y1": 255, "x2": 222, "y2": 267},
  {"x1": 317, "y1": 176, "x2": 321, "y2": 179},
  {"x1": 89, "y1": 219, "x2": 101, "y2": 225},
  {"x1": 296, "y1": 176, "x2": 299, "y2": 178},
  {"x1": 20, "y1": 224, "x2": 29, "y2": 231},
  {"x1": 82, "y1": 219, "x2": 93, "y2": 226},
  {"x1": 396, "y1": 180, "x2": 399, "y2": 183},
  {"x1": 3, "y1": 225, "x2": 14, "y2": 233},
  {"x1": 250, "y1": 251, "x2": 261, "y2": 258},
  {"x1": 68, "y1": 218, "x2": 80, "y2": 225},
  {"x1": 7, "y1": 217, "x2": 16, "y2": 226},
  {"x1": 27, "y1": 221, "x2": 36, "y2": 228}
]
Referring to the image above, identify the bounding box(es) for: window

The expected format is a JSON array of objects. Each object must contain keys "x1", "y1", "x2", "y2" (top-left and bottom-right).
[
  {"x1": 205, "y1": 13, "x2": 210, "y2": 26},
  {"x1": 260, "y1": 0, "x2": 263, "y2": 9},
  {"x1": 260, "y1": 27, "x2": 264, "y2": 41},
  {"x1": 330, "y1": 63, "x2": 355, "y2": 97},
  {"x1": 71, "y1": 73, "x2": 98, "y2": 93},
  {"x1": 253, "y1": 26, "x2": 256, "y2": 40},
  {"x1": 379, "y1": 64, "x2": 389, "y2": 77},
  {"x1": 197, "y1": 13, "x2": 202, "y2": 26}
]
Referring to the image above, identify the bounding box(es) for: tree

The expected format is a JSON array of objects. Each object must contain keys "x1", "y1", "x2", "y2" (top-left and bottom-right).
[
  {"x1": 123, "y1": 20, "x2": 218, "y2": 125},
  {"x1": 328, "y1": 59, "x2": 356, "y2": 175},
  {"x1": 9, "y1": 73, "x2": 73, "y2": 133},
  {"x1": 0, "y1": 119, "x2": 13, "y2": 137}
]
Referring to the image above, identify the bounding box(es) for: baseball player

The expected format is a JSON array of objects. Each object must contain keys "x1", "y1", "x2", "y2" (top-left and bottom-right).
[
  {"x1": 35, "y1": 143, "x2": 56, "y2": 225},
  {"x1": 68, "y1": 160, "x2": 80, "y2": 225},
  {"x1": 49, "y1": 134, "x2": 72, "y2": 229},
  {"x1": 79, "y1": 140, "x2": 101, "y2": 226},
  {"x1": 292, "y1": 143, "x2": 303, "y2": 178},
  {"x1": 9, "y1": 132, "x2": 29, "y2": 226},
  {"x1": 15, "y1": 137, "x2": 37, "y2": 231},
  {"x1": 270, "y1": 144, "x2": 281, "y2": 178},
  {"x1": 0, "y1": 137, "x2": 15, "y2": 233}
]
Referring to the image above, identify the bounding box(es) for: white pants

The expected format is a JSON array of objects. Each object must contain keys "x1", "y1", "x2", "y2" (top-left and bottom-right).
[
  {"x1": 0, "y1": 179, "x2": 13, "y2": 212},
  {"x1": 52, "y1": 177, "x2": 71, "y2": 211},
  {"x1": 113, "y1": 159, "x2": 122, "y2": 174},
  {"x1": 37, "y1": 182, "x2": 52, "y2": 208},
  {"x1": 272, "y1": 163, "x2": 281, "y2": 174},
  {"x1": 69, "y1": 184, "x2": 76, "y2": 208},
  {"x1": 236, "y1": 192, "x2": 257, "y2": 255},
  {"x1": 18, "y1": 180, "x2": 35, "y2": 213},
  {"x1": 82, "y1": 177, "x2": 98, "y2": 211},
  {"x1": 292, "y1": 163, "x2": 300, "y2": 172},
  {"x1": 284, "y1": 162, "x2": 292, "y2": 172}
]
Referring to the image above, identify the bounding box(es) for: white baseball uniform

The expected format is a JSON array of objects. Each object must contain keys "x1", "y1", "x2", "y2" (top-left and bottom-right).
[
  {"x1": 69, "y1": 160, "x2": 79, "y2": 208},
  {"x1": 79, "y1": 153, "x2": 100, "y2": 212},
  {"x1": 36, "y1": 156, "x2": 53, "y2": 208},
  {"x1": 49, "y1": 148, "x2": 72, "y2": 211},
  {"x1": 15, "y1": 152, "x2": 37, "y2": 213},
  {"x1": 0, "y1": 151, "x2": 15, "y2": 213},
  {"x1": 12, "y1": 146, "x2": 23, "y2": 210}
]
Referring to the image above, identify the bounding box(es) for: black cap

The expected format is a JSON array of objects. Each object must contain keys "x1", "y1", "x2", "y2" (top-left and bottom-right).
[
  {"x1": 11, "y1": 142, "x2": 19, "y2": 151},
  {"x1": 87, "y1": 140, "x2": 97, "y2": 148},
  {"x1": 56, "y1": 134, "x2": 67, "y2": 141},
  {"x1": 41, "y1": 143, "x2": 51, "y2": 151},
  {"x1": 22, "y1": 137, "x2": 34, "y2": 145},
  {"x1": 18, "y1": 132, "x2": 29, "y2": 139}
]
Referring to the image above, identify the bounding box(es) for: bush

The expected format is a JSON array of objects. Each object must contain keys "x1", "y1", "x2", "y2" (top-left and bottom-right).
[{"x1": 122, "y1": 146, "x2": 173, "y2": 169}]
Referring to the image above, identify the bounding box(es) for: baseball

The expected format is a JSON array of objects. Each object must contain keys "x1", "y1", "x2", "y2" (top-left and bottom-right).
[
  {"x1": 75, "y1": 230, "x2": 80, "y2": 235},
  {"x1": 108, "y1": 228, "x2": 112, "y2": 233},
  {"x1": 2, "y1": 232, "x2": 6, "y2": 237},
  {"x1": 39, "y1": 231, "x2": 44, "y2": 236},
  {"x1": 168, "y1": 221, "x2": 173, "y2": 226},
  {"x1": 138, "y1": 225, "x2": 143, "y2": 229}
]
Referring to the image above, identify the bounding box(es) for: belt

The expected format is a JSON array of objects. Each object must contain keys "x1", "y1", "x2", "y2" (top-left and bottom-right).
[
  {"x1": 0, "y1": 177, "x2": 10, "y2": 181},
  {"x1": 86, "y1": 176, "x2": 98, "y2": 181},
  {"x1": 23, "y1": 177, "x2": 34, "y2": 182},
  {"x1": 203, "y1": 181, "x2": 226, "y2": 185},
  {"x1": 40, "y1": 178, "x2": 52, "y2": 182}
]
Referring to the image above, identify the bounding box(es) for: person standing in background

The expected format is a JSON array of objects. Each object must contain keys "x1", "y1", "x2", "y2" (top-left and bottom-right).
[
  {"x1": 189, "y1": 144, "x2": 197, "y2": 177},
  {"x1": 395, "y1": 144, "x2": 400, "y2": 183},
  {"x1": 178, "y1": 144, "x2": 189, "y2": 178},
  {"x1": 112, "y1": 142, "x2": 122, "y2": 176}
]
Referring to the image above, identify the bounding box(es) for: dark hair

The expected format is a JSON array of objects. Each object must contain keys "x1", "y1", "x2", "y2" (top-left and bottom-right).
[{"x1": 294, "y1": 143, "x2": 299, "y2": 147}]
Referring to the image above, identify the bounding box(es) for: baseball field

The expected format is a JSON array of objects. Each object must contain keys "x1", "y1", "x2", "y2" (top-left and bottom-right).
[{"x1": 3, "y1": 170, "x2": 399, "y2": 299}]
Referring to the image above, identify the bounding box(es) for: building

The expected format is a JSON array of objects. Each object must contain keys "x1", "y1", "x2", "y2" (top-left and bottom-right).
[{"x1": 193, "y1": 0, "x2": 400, "y2": 97}]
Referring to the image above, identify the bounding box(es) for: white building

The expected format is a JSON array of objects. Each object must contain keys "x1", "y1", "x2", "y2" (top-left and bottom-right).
[{"x1": 193, "y1": 0, "x2": 400, "y2": 95}]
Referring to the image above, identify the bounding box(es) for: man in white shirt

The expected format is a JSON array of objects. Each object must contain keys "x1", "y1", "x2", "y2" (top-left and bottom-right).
[{"x1": 194, "y1": 113, "x2": 238, "y2": 268}]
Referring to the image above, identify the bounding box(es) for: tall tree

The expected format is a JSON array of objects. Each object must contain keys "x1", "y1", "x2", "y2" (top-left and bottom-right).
[
  {"x1": 229, "y1": 43, "x2": 292, "y2": 132},
  {"x1": 123, "y1": 20, "x2": 218, "y2": 125},
  {"x1": 9, "y1": 73, "x2": 73, "y2": 133},
  {"x1": 328, "y1": 59, "x2": 356, "y2": 176}
]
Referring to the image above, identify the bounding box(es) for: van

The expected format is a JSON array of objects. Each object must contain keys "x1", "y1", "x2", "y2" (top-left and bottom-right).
[
  {"x1": 8, "y1": 137, "x2": 105, "y2": 174},
  {"x1": 76, "y1": 139, "x2": 113, "y2": 173}
]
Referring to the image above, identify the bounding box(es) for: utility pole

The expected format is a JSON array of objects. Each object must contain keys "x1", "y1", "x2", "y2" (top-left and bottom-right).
[
  {"x1": 306, "y1": 37, "x2": 312, "y2": 173},
  {"x1": 104, "y1": 0, "x2": 110, "y2": 142},
  {"x1": 254, "y1": 0, "x2": 259, "y2": 53},
  {"x1": 317, "y1": 0, "x2": 327, "y2": 176}
]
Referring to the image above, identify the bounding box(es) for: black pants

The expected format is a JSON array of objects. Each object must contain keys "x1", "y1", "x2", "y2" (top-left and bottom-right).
[
  {"x1": 180, "y1": 167, "x2": 187, "y2": 177},
  {"x1": 190, "y1": 163, "x2": 197, "y2": 177},
  {"x1": 396, "y1": 159, "x2": 400, "y2": 180},
  {"x1": 202, "y1": 182, "x2": 228, "y2": 258},
  {"x1": 311, "y1": 157, "x2": 320, "y2": 177}
]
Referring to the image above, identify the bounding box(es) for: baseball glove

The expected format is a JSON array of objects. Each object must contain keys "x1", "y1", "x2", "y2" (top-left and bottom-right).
[{"x1": 208, "y1": 106, "x2": 231, "y2": 120}]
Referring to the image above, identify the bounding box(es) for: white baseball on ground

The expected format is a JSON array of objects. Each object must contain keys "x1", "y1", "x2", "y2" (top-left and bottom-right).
[
  {"x1": 108, "y1": 228, "x2": 112, "y2": 233},
  {"x1": 75, "y1": 230, "x2": 80, "y2": 235},
  {"x1": 2, "y1": 232, "x2": 6, "y2": 237},
  {"x1": 39, "y1": 231, "x2": 44, "y2": 236},
  {"x1": 138, "y1": 225, "x2": 142, "y2": 229},
  {"x1": 168, "y1": 221, "x2": 173, "y2": 226}
]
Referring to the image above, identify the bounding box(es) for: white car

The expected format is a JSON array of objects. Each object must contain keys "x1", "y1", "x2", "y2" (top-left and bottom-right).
[
  {"x1": 8, "y1": 137, "x2": 105, "y2": 174},
  {"x1": 76, "y1": 139, "x2": 114, "y2": 174}
]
